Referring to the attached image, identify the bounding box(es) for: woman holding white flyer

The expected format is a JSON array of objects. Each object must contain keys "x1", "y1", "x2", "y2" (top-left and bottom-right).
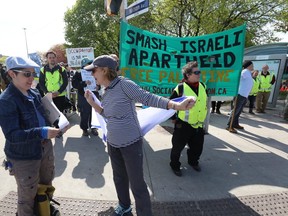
[{"x1": 84, "y1": 55, "x2": 195, "y2": 216}]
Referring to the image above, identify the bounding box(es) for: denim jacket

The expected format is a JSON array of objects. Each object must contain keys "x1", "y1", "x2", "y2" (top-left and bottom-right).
[{"x1": 0, "y1": 83, "x2": 51, "y2": 160}]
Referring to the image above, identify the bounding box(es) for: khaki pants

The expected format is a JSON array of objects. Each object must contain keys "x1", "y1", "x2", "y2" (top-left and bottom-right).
[
  {"x1": 256, "y1": 91, "x2": 270, "y2": 112},
  {"x1": 9, "y1": 140, "x2": 55, "y2": 216}
]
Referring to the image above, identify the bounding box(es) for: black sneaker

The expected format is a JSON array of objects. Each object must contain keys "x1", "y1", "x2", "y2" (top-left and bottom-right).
[
  {"x1": 112, "y1": 204, "x2": 132, "y2": 216},
  {"x1": 216, "y1": 110, "x2": 221, "y2": 114},
  {"x1": 91, "y1": 128, "x2": 99, "y2": 136},
  {"x1": 82, "y1": 130, "x2": 89, "y2": 136},
  {"x1": 192, "y1": 165, "x2": 201, "y2": 172},
  {"x1": 171, "y1": 168, "x2": 182, "y2": 176},
  {"x1": 188, "y1": 162, "x2": 201, "y2": 172}
]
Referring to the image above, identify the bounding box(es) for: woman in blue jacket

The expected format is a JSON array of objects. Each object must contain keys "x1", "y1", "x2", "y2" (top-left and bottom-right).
[{"x1": 0, "y1": 56, "x2": 63, "y2": 216}]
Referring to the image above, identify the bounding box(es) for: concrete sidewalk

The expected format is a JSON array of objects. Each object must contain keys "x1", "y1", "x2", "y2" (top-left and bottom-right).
[{"x1": 0, "y1": 103, "x2": 288, "y2": 215}]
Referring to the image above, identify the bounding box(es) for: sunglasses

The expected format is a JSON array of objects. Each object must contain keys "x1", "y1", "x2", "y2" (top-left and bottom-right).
[
  {"x1": 187, "y1": 70, "x2": 201, "y2": 75},
  {"x1": 91, "y1": 67, "x2": 103, "y2": 74},
  {"x1": 91, "y1": 69, "x2": 96, "y2": 74},
  {"x1": 13, "y1": 70, "x2": 37, "y2": 78}
]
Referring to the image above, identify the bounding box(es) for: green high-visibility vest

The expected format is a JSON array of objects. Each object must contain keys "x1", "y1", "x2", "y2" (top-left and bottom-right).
[
  {"x1": 259, "y1": 73, "x2": 273, "y2": 92},
  {"x1": 249, "y1": 78, "x2": 260, "y2": 96},
  {"x1": 41, "y1": 67, "x2": 66, "y2": 97},
  {"x1": 175, "y1": 82, "x2": 207, "y2": 128}
]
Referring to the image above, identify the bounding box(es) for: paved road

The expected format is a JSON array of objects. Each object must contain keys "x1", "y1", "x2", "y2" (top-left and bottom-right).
[{"x1": 0, "y1": 103, "x2": 287, "y2": 215}]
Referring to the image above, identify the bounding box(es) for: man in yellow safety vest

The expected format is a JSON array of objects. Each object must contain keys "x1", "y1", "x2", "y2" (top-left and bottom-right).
[
  {"x1": 39, "y1": 51, "x2": 68, "y2": 113},
  {"x1": 256, "y1": 64, "x2": 276, "y2": 113}
]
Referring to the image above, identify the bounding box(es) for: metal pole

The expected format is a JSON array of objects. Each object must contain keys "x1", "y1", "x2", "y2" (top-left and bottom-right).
[
  {"x1": 204, "y1": 96, "x2": 211, "y2": 134},
  {"x1": 23, "y1": 28, "x2": 29, "y2": 57},
  {"x1": 204, "y1": 56, "x2": 216, "y2": 134},
  {"x1": 120, "y1": 0, "x2": 127, "y2": 22}
]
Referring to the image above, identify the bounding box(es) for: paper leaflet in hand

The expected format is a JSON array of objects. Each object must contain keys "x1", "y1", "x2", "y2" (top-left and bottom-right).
[
  {"x1": 88, "y1": 90, "x2": 108, "y2": 141},
  {"x1": 41, "y1": 93, "x2": 70, "y2": 130},
  {"x1": 137, "y1": 96, "x2": 196, "y2": 134},
  {"x1": 91, "y1": 95, "x2": 194, "y2": 142},
  {"x1": 58, "y1": 113, "x2": 70, "y2": 130},
  {"x1": 80, "y1": 69, "x2": 97, "y2": 91}
]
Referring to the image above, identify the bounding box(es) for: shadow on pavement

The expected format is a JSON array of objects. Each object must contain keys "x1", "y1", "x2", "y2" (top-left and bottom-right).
[{"x1": 142, "y1": 110, "x2": 288, "y2": 202}]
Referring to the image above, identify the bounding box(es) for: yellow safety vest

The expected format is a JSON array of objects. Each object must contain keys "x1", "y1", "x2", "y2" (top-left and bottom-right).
[
  {"x1": 249, "y1": 78, "x2": 260, "y2": 96},
  {"x1": 40, "y1": 67, "x2": 66, "y2": 97},
  {"x1": 175, "y1": 82, "x2": 207, "y2": 128},
  {"x1": 259, "y1": 73, "x2": 273, "y2": 92}
]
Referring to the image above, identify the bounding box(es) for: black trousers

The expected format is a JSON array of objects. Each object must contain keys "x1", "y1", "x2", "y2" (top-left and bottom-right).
[
  {"x1": 52, "y1": 95, "x2": 67, "y2": 113},
  {"x1": 170, "y1": 119, "x2": 204, "y2": 170},
  {"x1": 248, "y1": 95, "x2": 256, "y2": 109},
  {"x1": 108, "y1": 140, "x2": 152, "y2": 216},
  {"x1": 211, "y1": 101, "x2": 222, "y2": 111},
  {"x1": 77, "y1": 93, "x2": 92, "y2": 131}
]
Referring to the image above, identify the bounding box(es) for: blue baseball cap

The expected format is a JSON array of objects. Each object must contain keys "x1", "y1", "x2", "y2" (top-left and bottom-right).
[
  {"x1": 81, "y1": 57, "x2": 93, "y2": 68},
  {"x1": 6, "y1": 56, "x2": 40, "y2": 71},
  {"x1": 84, "y1": 55, "x2": 117, "y2": 71}
]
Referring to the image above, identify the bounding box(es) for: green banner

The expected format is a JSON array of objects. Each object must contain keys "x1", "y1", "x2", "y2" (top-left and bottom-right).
[{"x1": 120, "y1": 21, "x2": 246, "y2": 97}]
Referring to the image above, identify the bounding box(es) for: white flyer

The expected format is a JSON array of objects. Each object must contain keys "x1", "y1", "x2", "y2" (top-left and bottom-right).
[
  {"x1": 41, "y1": 93, "x2": 70, "y2": 130},
  {"x1": 80, "y1": 69, "x2": 97, "y2": 91}
]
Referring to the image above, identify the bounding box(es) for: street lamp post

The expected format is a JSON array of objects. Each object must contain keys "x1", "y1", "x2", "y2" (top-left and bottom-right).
[{"x1": 23, "y1": 28, "x2": 29, "y2": 57}]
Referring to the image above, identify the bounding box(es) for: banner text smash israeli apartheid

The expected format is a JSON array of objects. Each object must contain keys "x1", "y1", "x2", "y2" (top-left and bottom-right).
[{"x1": 120, "y1": 21, "x2": 246, "y2": 96}]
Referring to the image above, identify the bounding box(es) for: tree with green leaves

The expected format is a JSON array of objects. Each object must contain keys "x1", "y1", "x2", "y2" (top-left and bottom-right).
[
  {"x1": 151, "y1": 0, "x2": 288, "y2": 46},
  {"x1": 64, "y1": 0, "x2": 121, "y2": 56},
  {"x1": 63, "y1": 0, "x2": 288, "y2": 54}
]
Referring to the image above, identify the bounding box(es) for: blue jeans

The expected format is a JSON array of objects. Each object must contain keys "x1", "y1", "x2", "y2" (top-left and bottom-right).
[{"x1": 227, "y1": 94, "x2": 247, "y2": 127}]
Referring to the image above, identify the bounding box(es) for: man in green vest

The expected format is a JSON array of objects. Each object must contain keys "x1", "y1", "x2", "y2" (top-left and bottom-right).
[
  {"x1": 256, "y1": 64, "x2": 276, "y2": 113},
  {"x1": 39, "y1": 51, "x2": 68, "y2": 113},
  {"x1": 169, "y1": 61, "x2": 207, "y2": 177}
]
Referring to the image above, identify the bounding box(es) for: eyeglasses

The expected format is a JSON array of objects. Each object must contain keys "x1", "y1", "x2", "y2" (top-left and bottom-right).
[
  {"x1": 187, "y1": 70, "x2": 201, "y2": 75},
  {"x1": 13, "y1": 70, "x2": 37, "y2": 78}
]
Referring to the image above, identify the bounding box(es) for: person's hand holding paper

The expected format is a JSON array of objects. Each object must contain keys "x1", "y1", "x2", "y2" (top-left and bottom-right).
[{"x1": 41, "y1": 93, "x2": 70, "y2": 135}]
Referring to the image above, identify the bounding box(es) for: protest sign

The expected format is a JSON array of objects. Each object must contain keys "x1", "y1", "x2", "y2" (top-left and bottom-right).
[
  {"x1": 120, "y1": 21, "x2": 246, "y2": 96},
  {"x1": 66, "y1": 47, "x2": 94, "y2": 68}
]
